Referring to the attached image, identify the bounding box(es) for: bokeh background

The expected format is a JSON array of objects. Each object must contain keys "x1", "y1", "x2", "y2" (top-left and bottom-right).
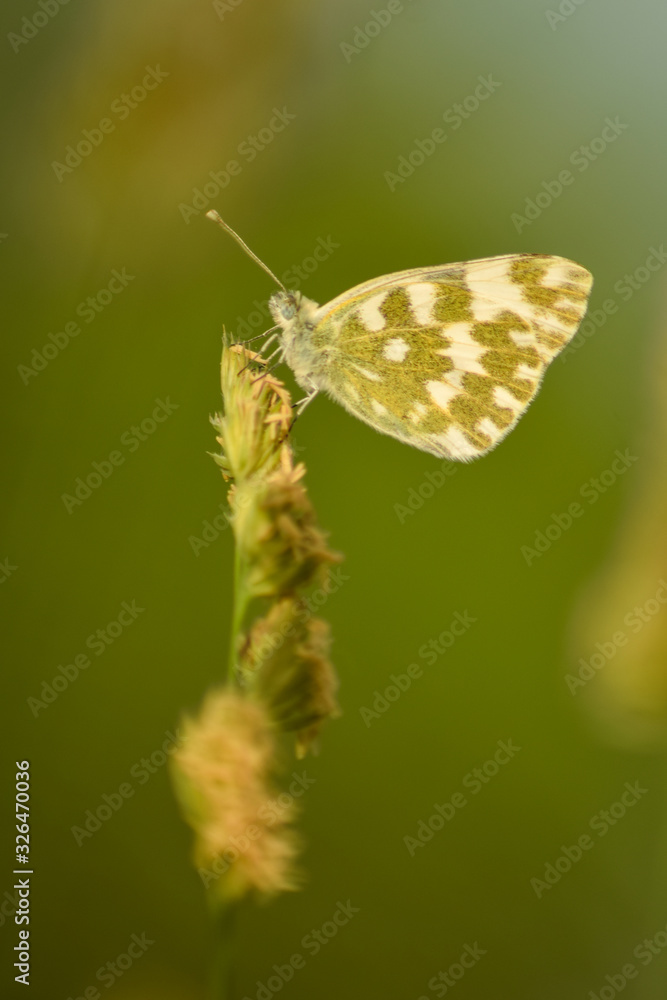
[{"x1": 3, "y1": 0, "x2": 667, "y2": 997}]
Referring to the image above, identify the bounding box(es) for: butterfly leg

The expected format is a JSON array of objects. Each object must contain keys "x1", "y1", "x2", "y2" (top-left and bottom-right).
[
  {"x1": 292, "y1": 384, "x2": 319, "y2": 416},
  {"x1": 260, "y1": 331, "x2": 280, "y2": 353},
  {"x1": 263, "y1": 342, "x2": 284, "y2": 365},
  {"x1": 276, "y1": 388, "x2": 317, "y2": 444},
  {"x1": 232, "y1": 324, "x2": 280, "y2": 347},
  {"x1": 238, "y1": 335, "x2": 284, "y2": 377}
]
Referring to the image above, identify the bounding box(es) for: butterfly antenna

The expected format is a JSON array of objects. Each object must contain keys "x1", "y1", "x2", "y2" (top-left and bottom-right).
[{"x1": 206, "y1": 210, "x2": 288, "y2": 293}]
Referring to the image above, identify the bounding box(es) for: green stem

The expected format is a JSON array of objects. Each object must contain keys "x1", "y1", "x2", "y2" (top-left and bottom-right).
[
  {"x1": 227, "y1": 545, "x2": 249, "y2": 685},
  {"x1": 208, "y1": 902, "x2": 238, "y2": 1000}
]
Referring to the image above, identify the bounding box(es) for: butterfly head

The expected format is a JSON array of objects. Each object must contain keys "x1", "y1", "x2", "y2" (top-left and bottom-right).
[{"x1": 269, "y1": 289, "x2": 302, "y2": 327}]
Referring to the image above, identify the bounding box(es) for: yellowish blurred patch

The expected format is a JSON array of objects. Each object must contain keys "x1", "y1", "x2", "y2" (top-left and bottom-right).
[{"x1": 568, "y1": 300, "x2": 667, "y2": 748}]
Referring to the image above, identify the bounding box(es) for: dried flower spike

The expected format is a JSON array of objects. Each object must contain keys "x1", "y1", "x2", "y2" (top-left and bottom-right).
[
  {"x1": 171, "y1": 336, "x2": 342, "y2": 908},
  {"x1": 171, "y1": 689, "x2": 300, "y2": 900}
]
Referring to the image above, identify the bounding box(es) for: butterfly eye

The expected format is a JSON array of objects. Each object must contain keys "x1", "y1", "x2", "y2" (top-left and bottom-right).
[{"x1": 282, "y1": 302, "x2": 297, "y2": 319}]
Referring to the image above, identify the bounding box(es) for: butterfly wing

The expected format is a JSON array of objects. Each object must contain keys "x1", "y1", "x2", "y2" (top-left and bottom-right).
[{"x1": 308, "y1": 254, "x2": 593, "y2": 460}]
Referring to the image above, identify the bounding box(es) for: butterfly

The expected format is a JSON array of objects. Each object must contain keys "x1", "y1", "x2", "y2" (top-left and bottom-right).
[{"x1": 207, "y1": 210, "x2": 593, "y2": 461}]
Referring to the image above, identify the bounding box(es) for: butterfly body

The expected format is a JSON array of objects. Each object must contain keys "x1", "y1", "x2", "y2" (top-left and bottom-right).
[
  {"x1": 269, "y1": 289, "x2": 323, "y2": 392},
  {"x1": 267, "y1": 253, "x2": 593, "y2": 461}
]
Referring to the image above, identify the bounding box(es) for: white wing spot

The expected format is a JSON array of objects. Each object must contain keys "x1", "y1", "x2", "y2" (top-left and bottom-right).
[
  {"x1": 427, "y1": 380, "x2": 460, "y2": 410},
  {"x1": 517, "y1": 362, "x2": 541, "y2": 381},
  {"x1": 542, "y1": 261, "x2": 573, "y2": 290},
  {"x1": 464, "y1": 259, "x2": 536, "y2": 326},
  {"x1": 440, "y1": 343, "x2": 487, "y2": 376},
  {"x1": 351, "y1": 364, "x2": 381, "y2": 382},
  {"x1": 410, "y1": 402, "x2": 427, "y2": 424},
  {"x1": 553, "y1": 296, "x2": 574, "y2": 312},
  {"x1": 406, "y1": 283, "x2": 437, "y2": 325},
  {"x1": 432, "y1": 426, "x2": 480, "y2": 460},
  {"x1": 359, "y1": 293, "x2": 387, "y2": 331},
  {"x1": 371, "y1": 399, "x2": 387, "y2": 416},
  {"x1": 510, "y1": 330, "x2": 536, "y2": 347},
  {"x1": 493, "y1": 386, "x2": 524, "y2": 413},
  {"x1": 444, "y1": 368, "x2": 465, "y2": 390},
  {"x1": 383, "y1": 337, "x2": 410, "y2": 362},
  {"x1": 478, "y1": 417, "x2": 501, "y2": 439},
  {"x1": 442, "y1": 321, "x2": 475, "y2": 343},
  {"x1": 440, "y1": 323, "x2": 487, "y2": 375}
]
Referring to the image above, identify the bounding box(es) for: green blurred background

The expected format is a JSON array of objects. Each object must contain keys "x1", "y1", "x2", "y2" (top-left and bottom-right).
[{"x1": 3, "y1": 0, "x2": 667, "y2": 997}]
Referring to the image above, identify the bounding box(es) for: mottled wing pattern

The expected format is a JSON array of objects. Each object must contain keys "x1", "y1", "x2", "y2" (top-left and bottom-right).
[{"x1": 309, "y1": 254, "x2": 593, "y2": 460}]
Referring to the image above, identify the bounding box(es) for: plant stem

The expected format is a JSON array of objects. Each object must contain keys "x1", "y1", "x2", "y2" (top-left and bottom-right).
[
  {"x1": 209, "y1": 902, "x2": 238, "y2": 1000},
  {"x1": 227, "y1": 544, "x2": 249, "y2": 685}
]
